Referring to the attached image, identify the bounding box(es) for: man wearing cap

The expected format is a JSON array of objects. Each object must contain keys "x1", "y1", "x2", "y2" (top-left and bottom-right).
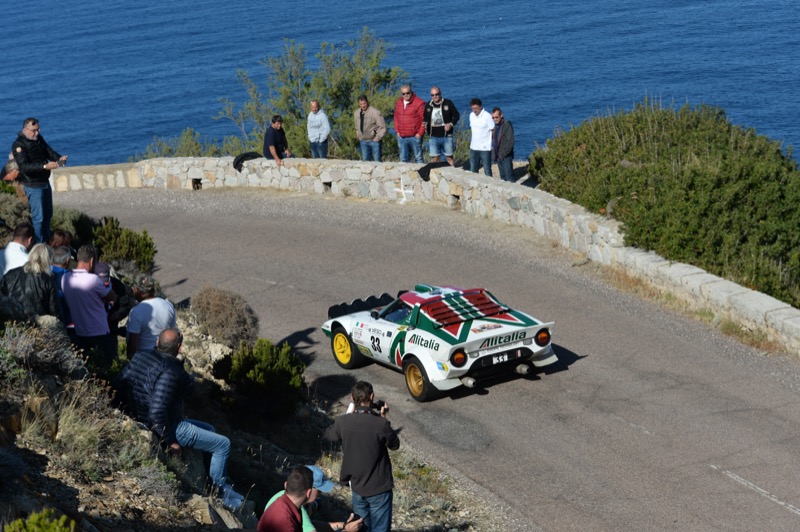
[
  {"x1": 324, "y1": 381, "x2": 399, "y2": 532},
  {"x1": 263, "y1": 465, "x2": 363, "y2": 532},
  {"x1": 126, "y1": 274, "x2": 176, "y2": 358},
  {"x1": 263, "y1": 115, "x2": 292, "y2": 167},
  {"x1": 12, "y1": 117, "x2": 68, "y2": 244},
  {"x1": 62, "y1": 244, "x2": 118, "y2": 365}
]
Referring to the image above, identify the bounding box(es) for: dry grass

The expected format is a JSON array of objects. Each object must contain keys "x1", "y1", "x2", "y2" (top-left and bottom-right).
[
  {"x1": 191, "y1": 285, "x2": 259, "y2": 349},
  {"x1": 590, "y1": 264, "x2": 785, "y2": 354}
]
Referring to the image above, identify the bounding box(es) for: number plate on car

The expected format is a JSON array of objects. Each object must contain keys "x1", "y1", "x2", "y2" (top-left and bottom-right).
[{"x1": 481, "y1": 349, "x2": 523, "y2": 367}]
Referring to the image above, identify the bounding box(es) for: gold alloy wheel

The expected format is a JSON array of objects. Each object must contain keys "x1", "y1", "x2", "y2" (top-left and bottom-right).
[
  {"x1": 333, "y1": 332, "x2": 352, "y2": 365},
  {"x1": 405, "y1": 362, "x2": 425, "y2": 398}
]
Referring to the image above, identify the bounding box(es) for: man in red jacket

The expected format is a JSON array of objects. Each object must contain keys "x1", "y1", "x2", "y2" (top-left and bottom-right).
[{"x1": 393, "y1": 84, "x2": 425, "y2": 163}]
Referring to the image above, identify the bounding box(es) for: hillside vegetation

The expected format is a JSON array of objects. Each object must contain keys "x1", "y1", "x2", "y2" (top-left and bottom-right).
[{"x1": 530, "y1": 99, "x2": 800, "y2": 308}]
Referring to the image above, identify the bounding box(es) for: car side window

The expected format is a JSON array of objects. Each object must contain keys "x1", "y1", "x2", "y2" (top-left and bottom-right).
[{"x1": 383, "y1": 300, "x2": 411, "y2": 324}]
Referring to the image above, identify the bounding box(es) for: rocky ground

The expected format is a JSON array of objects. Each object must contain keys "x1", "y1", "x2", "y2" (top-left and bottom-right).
[{"x1": 0, "y1": 309, "x2": 518, "y2": 531}]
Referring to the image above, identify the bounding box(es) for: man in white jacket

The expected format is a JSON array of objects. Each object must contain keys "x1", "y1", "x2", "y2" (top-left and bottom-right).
[{"x1": 307, "y1": 100, "x2": 331, "y2": 159}]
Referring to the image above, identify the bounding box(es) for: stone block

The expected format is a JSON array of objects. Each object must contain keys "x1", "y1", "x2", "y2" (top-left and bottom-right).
[
  {"x1": 54, "y1": 175, "x2": 70, "y2": 192},
  {"x1": 126, "y1": 168, "x2": 143, "y2": 188},
  {"x1": 699, "y1": 279, "x2": 750, "y2": 309},
  {"x1": 166, "y1": 175, "x2": 182, "y2": 190},
  {"x1": 679, "y1": 273, "x2": 725, "y2": 300},
  {"x1": 729, "y1": 291, "x2": 790, "y2": 327},
  {"x1": 81, "y1": 174, "x2": 95, "y2": 190},
  {"x1": 765, "y1": 307, "x2": 800, "y2": 332},
  {"x1": 205, "y1": 171, "x2": 216, "y2": 183}
]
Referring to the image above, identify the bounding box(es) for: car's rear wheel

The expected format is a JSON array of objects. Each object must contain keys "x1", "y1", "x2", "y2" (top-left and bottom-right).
[
  {"x1": 403, "y1": 356, "x2": 436, "y2": 402},
  {"x1": 331, "y1": 327, "x2": 366, "y2": 369}
]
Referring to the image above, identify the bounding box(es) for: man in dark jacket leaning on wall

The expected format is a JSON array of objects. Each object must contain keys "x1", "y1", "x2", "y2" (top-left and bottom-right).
[{"x1": 113, "y1": 328, "x2": 246, "y2": 511}]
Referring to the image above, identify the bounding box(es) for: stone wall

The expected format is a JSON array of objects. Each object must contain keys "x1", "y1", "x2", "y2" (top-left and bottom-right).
[{"x1": 51, "y1": 157, "x2": 800, "y2": 355}]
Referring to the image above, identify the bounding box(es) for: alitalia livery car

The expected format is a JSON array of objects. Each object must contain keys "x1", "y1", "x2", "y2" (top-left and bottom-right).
[{"x1": 321, "y1": 284, "x2": 557, "y2": 401}]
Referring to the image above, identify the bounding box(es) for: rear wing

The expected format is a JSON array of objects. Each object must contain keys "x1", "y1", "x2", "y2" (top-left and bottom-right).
[{"x1": 327, "y1": 291, "x2": 404, "y2": 320}]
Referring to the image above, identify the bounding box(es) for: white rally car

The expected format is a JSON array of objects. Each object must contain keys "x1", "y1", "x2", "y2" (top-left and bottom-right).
[{"x1": 321, "y1": 284, "x2": 557, "y2": 401}]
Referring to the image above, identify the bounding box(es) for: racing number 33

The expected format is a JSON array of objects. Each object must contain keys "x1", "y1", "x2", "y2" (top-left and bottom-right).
[{"x1": 371, "y1": 335, "x2": 382, "y2": 353}]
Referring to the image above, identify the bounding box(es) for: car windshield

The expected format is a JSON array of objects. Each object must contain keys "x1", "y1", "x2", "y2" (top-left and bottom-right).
[{"x1": 382, "y1": 300, "x2": 412, "y2": 324}]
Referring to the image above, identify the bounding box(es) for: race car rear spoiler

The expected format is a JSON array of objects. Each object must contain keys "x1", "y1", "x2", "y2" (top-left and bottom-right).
[{"x1": 327, "y1": 292, "x2": 400, "y2": 320}]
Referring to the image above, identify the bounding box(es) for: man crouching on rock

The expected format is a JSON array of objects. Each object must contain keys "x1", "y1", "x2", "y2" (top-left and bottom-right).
[{"x1": 113, "y1": 327, "x2": 246, "y2": 511}]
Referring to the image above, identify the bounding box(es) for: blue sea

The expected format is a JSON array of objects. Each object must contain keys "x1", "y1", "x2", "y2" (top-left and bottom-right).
[{"x1": 1, "y1": 0, "x2": 797, "y2": 165}]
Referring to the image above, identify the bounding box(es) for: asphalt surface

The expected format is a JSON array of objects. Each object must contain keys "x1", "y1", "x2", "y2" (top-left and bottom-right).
[{"x1": 57, "y1": 188, "x2": 800, "y2": 531}]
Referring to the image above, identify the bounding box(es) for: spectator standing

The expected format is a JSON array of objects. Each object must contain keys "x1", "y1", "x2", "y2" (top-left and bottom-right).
[
  {"x1": 324, "y1": 381, "x2": 399, "y2": 532},
  {"x1": 491, "y1": 107, "x2": 516, "y2": 182},
  {"x1": 423, "y1": 87, "x2": 460, "y2": 166},
  {"x1": 95, "y1": 262, "x2": 135, "y2": 350},
  {"x1": 258, "y1": 466, "x2": 315, "y2": 532},
  {"x1": 51, "y1": 245, "x2": 72, "y2": 327},
  {"x1": 126, "y1": 274, "x2": 176, "y2": 357},
  {"x1": 12, "y1": 118, "x2": 68, "y2": 244},
  {"x1": 113, "y1": 328, "x2": 246, "y2": 510},
  {"x1": 61, "y1": 245, "x2": 117, "y2": 365},
  {"x1": 354, "y1": 96, "x2": 386, "y2": 162},
  {"x1": 263, "y1": 115, "x2": 292, "y2": 167},
  {"x1": 393, "y1": 84, "x2": 425, "y2": 163},
  {"x1": 263, "y1": 465, "x2": 363, "y2": 532},
  {"x1": 468, "y1": 99, "x2": 494, "y2": 176},
  {"x1": 307, "y1": 100, "x2": 331, "y2": 159},
  {"x1": 1, "y1": 222, "x2": 35, "y2": 276},
  {"x1": 0, "y1": 243, "x2": 61, "y2": 320}
]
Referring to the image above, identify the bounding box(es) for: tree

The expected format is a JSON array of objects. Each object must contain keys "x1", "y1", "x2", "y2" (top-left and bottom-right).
[{"x1": 221, "y1": 27, "x2": 408, "y2": 160}]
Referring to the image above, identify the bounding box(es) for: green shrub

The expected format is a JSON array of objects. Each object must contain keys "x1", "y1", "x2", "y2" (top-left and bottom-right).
[
  {"x1": 191, "y1": 286, "x2": 258, "y2": 349},
  {"x1": 228, "y1": 339, "x2": 305, "y2": 420},
  {"x1": 0, "y1": 192, "x2": 29, "y2": 245},
  {"x1": 50, "y1": 207, "x2": 97, "y2": 247},
  {"x1": 4, "y1": 509, "x2": 75, "y2": 532},
  {"x1": 530, "y1": 98, "x2": 800, "y2": 307},
  {"x1": 92, "y1": 216, "x2": 156, "y2": 273}
]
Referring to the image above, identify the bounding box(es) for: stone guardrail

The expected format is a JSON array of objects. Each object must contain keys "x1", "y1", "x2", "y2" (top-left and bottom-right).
[{"x1": 50, "y1": 157, "x2": 800, "y2": 355}]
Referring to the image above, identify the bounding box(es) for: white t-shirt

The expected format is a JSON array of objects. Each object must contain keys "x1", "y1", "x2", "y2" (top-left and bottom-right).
[
  {"x1": 469, "y1": 109, "x2": 494, "y2": 151},
  {"x1": 126, "y1": 297, "x2": 177, "y2": 352},
  {"x1": 1, "y1": 242, "x2": 28, "y2": 275}
]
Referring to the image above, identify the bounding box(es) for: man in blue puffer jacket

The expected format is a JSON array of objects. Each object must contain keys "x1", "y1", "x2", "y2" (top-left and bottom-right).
[{"x1": 114, "y1": 328, "x2": 246, "y2": 510}]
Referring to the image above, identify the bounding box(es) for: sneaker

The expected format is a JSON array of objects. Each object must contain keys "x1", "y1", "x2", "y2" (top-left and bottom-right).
[{"x1": 220, "y1": 484, "x2": 245, "y2": 512}]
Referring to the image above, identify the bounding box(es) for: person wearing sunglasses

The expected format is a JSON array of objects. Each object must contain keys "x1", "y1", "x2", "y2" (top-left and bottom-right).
[
  {"x1": 393, "y1": 84, "x2": 425, "y2": 163},
  {"x1": 11, "y1": 117, "x2": 68, "y2": 244},
  {"x1": 423, "y1": 87, "x2": 460, "y2": 166}
]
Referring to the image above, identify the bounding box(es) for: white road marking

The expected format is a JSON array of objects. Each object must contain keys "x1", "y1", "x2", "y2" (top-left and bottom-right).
[
  {"x1": 610, "y1": 413, "x2": 653, "y2": 435},
  {"x1": 710, "y1": 464, "x2": 800, "y2": 516}
]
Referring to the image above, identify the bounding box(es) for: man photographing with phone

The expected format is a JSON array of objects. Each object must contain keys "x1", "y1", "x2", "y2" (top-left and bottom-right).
[
  {"x1": 12, "y1": 117, "x2": 68, "y2": 244},
  {"x1": 325, "y1": 381, "x2": 400, "y2": 532}
]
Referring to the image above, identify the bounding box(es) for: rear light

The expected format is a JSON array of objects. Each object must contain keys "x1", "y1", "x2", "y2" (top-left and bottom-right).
[
  {"x1": 534, "y1": 328, "x2": 551, "y2": 347},
  {"x1": 450, "y1": 350, "x2": 467, "y2": 367}
]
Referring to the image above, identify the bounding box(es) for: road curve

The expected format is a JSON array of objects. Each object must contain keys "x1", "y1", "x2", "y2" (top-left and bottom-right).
[{"x1": 57, "y1": 188, "x2": 800, "y2": 531}]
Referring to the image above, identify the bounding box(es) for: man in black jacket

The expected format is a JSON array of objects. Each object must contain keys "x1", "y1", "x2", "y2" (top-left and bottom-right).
[
  {"x1": 491, "y1": 107, "x2": 515, "y2": 182},
  {"x1": 11, "y1": 118, "x2": 68, "y2": 244},
  {"x1": 324, "y1": 381, "x2": 400, "y2": 532},
  {"x1": 423, "y1": 87, "x2": 460, "y2": 167},
  {"x1": 114, "y1": 328, "x2": 246, "y2": 510}
]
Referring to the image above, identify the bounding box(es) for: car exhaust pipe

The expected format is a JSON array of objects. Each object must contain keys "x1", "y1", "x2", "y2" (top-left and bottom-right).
[
  {"x1": 515, "y1": 363, "x2": 531, "y2": 375},
  {"x1": 460, "y1": 376, "x2": 477, "y2": 388}
]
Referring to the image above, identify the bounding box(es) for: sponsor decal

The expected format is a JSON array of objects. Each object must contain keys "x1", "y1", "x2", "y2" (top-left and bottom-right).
[
  {"x1": 358, "y1": 346, "x2": 372, "y2": 355},
  {"x1": 471, "y1": 323, "x2": 502, "y2": 333},
  {"x1": 397, "y1": 325, "x2": 408, "y2": 331},
  {"x1": 352, "y1": 328, "x2": 363, "y2": 340},
  {"x1": 436, "y1": 361, "x2": 449, "y2": 371},
  {"x1": 407, "y1": 334, "x2": 440, "y2": 351},
  {"x1": 480, "y1": 330, "x2": 527, "y2": 349},
  {"x1": 387, "y1": 331, "x2": 392, "y2": 338},
  {"x1": 368, "y1": 327, "x2": 383, "y2": 336}
]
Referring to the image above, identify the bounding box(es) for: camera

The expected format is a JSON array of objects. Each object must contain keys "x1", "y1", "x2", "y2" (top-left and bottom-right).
[{"x1": 371, "y1": 399, "x2": 388, "y2": 414}]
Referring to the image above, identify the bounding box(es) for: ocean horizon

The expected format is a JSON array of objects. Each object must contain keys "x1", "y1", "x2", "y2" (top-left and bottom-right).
[{"x1": 1, "y1": 0, "x2": 797, "y2": 165}]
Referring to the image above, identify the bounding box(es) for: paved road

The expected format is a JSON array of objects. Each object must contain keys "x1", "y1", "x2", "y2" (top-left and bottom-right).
[{"x1": 58, "y1": 188, "x2": 800, "y2": 531}]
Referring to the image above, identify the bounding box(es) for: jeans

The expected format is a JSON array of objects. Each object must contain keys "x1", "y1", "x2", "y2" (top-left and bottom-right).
[
  {"x1": 397, "y1": 136, "x2": 423, "y2": 163},
  {"x1": 428, "y1": 136, "x2": 455, "y2": 158},
  {"x1": 310, "y1": 140, "x2": 328, "y2": 158},
  {"x1": 175, "y1": 419, "x2": 231, "y2": 488},
  {"x1": 23, "y1": 184, "x2": 53, "y2": 244},
  {"x1": 470, "y1": 150, "x2": 492, "y2": 176},
  {"x1": 352, "y1": 490, "x2": 393, "y2": 532},
  {"x1": 360, "y1": 140, "x2": 382, "y2": 162},
  {"x1": 497, "y1": 156, "x2": 514, "y2": 182}
]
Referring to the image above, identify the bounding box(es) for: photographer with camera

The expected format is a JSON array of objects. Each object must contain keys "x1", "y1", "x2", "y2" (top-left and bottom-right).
[{"x1": 324, "y1": 381, "x2": 400, "y2": 532}]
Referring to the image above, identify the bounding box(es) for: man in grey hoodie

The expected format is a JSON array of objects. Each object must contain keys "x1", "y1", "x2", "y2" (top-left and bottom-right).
[{"x1": 307, "y1": 100, "x2": 331, "y2": 159}]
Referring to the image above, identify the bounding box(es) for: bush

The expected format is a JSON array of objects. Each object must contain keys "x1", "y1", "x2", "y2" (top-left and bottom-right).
[
  {"x1": 191, "y1": 286, "x2": 258, "y2": 349},
  {"x1": 0, "y1": 192, "x2": 29, "y2": 245},
  {"x1": 92, "y1": 216, "x2": 156, "y2": 273},
  {"x1": 50, "y1": 207, "x2": 97, "y2": 248},
  {"x1": 19, "y1": 378, "x2": 152, "y2": 483},
  {"x1": 0, "y1": 319, "x2": 83, "y2": 377},
  {"x1": 530, "y1": 98, "x2": 800, "y2": 307},
  {"x1": 228, "y1": 339, "x2": 305, "y2": 421},
  {"x1": 4, "y1": 509, "x2": 75, "y2": 532}
]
